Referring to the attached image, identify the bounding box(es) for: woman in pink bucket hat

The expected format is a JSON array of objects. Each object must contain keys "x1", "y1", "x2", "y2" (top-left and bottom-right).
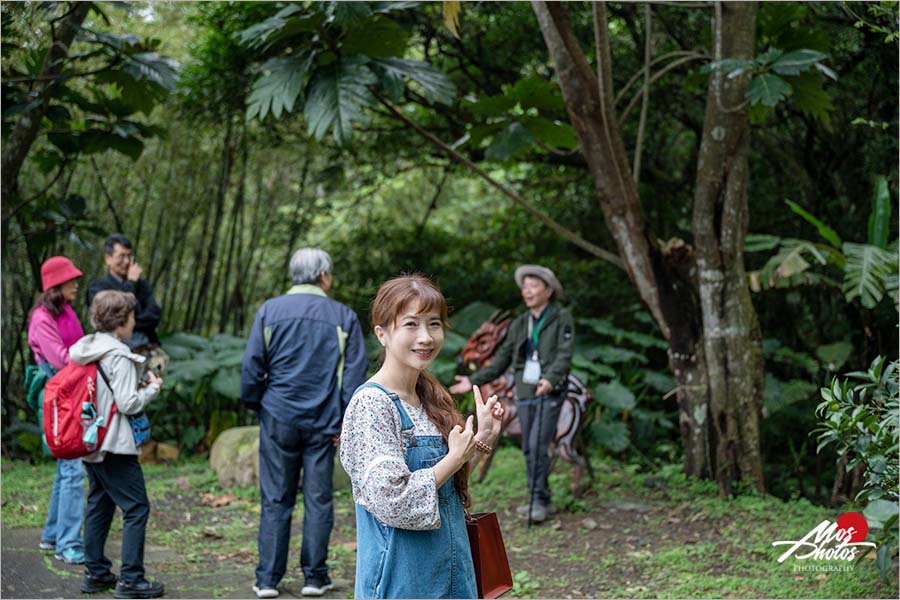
[{"x1": 26, "y1": 255, "x2": 87, "y2": 564}]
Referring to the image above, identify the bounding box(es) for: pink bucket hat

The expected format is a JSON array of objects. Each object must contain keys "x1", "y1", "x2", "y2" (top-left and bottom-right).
[{"x1": 41, "y1": 256, "x2": 83, "y2": 291}]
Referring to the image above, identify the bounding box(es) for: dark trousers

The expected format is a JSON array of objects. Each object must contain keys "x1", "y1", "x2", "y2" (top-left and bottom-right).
[
  {"x1": 518, "y1": 394, "x2": 564, "y2": 506},
  {"x1": 255, "y1": 409, "x2": 336, "y2": 587},
  {"x1": 84, "y1": 454, "x2": 150, "y2": 584}
]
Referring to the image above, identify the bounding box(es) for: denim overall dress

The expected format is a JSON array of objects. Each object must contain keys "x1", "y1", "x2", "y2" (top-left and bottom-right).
[{"x1": 353, "y1": 382, "x2": 477, "y2": 599}]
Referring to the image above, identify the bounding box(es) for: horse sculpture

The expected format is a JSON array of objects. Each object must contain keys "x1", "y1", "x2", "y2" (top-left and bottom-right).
[{"x1": 457, "y1": 310, "x2": 594, "y2": 496}]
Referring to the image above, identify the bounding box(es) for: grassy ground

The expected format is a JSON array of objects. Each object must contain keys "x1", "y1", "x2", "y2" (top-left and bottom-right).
[{"x1": 2, "y1": 447, "x2": 896, "y2": 598}]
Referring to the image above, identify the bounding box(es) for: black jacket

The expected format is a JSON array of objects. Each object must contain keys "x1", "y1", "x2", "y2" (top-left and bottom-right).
[{"x1": 87, "y1": 274, "x2": 162, "y2": 347}]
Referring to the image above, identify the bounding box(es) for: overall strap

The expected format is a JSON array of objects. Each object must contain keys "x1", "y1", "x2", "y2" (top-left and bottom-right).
[{"x1": 354, "y1": 381, "x2": 415, "y2": 432}]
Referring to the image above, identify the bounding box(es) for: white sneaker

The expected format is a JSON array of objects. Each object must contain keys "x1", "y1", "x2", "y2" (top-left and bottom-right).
[
  {"x1": 253, "y1": 585, "x2": 279, "y2": 598},
  {"x1": 301, "y1": 578, "x2": 334, "y2": 597}
]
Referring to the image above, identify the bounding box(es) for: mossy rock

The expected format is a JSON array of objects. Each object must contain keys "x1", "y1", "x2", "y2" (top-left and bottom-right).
[{"x1": 209, "y1": 425, "x2": 350, "y2": 490}]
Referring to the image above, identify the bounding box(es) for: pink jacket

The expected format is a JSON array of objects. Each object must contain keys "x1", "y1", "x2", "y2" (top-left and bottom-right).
[{"x1": 28, "y1": 304, "x2": 84, "y2": 370}]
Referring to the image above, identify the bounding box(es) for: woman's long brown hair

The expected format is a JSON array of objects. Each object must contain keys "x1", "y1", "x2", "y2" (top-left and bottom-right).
[{"x1": 371, "y1": 274, "x2": 472, "y2": 509}]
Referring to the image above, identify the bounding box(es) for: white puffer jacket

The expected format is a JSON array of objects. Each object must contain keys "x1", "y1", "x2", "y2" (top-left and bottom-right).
[{"x1": 68, "y1": 332, "x2": 160, "y2": 462}]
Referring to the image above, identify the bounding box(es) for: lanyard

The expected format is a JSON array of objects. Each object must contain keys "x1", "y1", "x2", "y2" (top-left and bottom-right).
[{"x1": 527, "y1": 312, "x2": 547, "y2": 353}]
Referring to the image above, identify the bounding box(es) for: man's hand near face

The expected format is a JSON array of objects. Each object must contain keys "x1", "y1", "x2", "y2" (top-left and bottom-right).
[{"x1": 127, "y1": 261, "x2": 142, "y2": 282}]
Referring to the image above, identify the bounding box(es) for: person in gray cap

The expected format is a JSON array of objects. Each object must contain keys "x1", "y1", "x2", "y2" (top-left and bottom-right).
[{"x1": 450, "y1": 264, "x2": 574, "y2": 523}]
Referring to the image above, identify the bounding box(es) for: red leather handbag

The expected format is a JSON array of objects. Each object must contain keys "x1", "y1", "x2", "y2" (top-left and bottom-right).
[{"x1": 466, "y1": 512, "x2": 513, "y2": 599}]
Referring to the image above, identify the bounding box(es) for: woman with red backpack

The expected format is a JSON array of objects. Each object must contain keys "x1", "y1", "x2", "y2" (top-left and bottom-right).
[{"x1": 27, "y1": 256, "x2": 87, "y2": 564}]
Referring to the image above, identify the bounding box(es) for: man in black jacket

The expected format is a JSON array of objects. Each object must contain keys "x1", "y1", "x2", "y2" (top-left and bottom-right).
[{"x1": 87, "y1": 234, "x2": 162, "y2": 351}]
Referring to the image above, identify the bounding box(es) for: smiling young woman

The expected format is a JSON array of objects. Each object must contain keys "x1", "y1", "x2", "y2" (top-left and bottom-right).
[{"x1": 340, "y1": 274, "x2": 503, "y2": 599}]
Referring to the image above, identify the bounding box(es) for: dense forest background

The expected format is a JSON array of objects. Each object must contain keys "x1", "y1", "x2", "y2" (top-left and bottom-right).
[{"x1": 2, "y1": 1, "x2": 897, "y2": 508}]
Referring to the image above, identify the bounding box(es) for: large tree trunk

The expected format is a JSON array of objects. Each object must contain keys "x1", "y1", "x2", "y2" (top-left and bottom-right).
[
  {"x1": 1, "y1": 2, "x2": 90, "y2": 211},
  {"x1": 691, "y1": 1, "x2": 765, "y2": 493},
  {"x1": 533, "y1": 0, "x2": 765, "y2": 494}
]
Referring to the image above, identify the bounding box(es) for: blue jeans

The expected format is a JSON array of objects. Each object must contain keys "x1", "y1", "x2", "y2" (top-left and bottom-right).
[
  {"x1": 41, "y1": 458, "x2": 85, "y2": 552},
  {"x1": 255, "y1": 409, "x2": 336, "y2": 587}
]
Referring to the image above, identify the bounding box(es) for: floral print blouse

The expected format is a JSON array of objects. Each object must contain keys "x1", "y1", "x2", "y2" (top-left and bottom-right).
[{"x1": 340, "y1": 385, "x2": 442, "y2": 530}]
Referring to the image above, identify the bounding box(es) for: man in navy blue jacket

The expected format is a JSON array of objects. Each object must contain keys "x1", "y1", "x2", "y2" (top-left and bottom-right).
[{"x1": 242, "y1": 248, "x2": 367, "y2": 599}]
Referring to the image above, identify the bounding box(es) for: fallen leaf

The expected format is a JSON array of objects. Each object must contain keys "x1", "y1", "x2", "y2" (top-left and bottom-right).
[
  {"x1": 815, "y1": 573, "x2": 827, "y2": 581},
  {"x1": 200, "y1": 492, "x2": 237, "y2": 508}
]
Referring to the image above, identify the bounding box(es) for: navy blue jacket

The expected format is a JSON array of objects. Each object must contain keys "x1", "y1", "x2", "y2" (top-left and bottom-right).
[{"x1": 240, "y1": 285, "x2": 367, "y2": 434}]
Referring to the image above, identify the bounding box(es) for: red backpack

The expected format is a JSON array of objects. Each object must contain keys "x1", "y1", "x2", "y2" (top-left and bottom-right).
[{"x1": 43, "y1": 362, "x2": 117, "y2": 459}]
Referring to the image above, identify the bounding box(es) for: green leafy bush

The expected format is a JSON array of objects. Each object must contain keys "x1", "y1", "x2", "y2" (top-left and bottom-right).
[
  {"x1": 815, "y1": 356, "x2": 899, "y2": 582},
  {"x1": 152, "y1": 332, "x2": 254, "y2": 453}
]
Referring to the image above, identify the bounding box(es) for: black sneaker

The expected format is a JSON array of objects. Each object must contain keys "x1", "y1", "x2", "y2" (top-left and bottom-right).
[
  {"x1": 81, "y1": 572, "x2": 118, "y2": 593},
  {"x1": 113, "y1": 579, "x2": 165, "y2": 599},
  {"x1": 301, "y1": 576, "x2": 333, "y2": 597}
]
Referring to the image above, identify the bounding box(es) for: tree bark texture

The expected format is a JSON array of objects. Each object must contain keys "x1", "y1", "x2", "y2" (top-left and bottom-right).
[{"x1": 533, "y1": 0, "x2": 765, "y2": 494}]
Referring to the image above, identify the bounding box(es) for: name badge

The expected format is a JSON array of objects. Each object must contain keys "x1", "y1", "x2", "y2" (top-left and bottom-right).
[{"x1": 522, "y1": 352, "x2": 541, "y2": 385}]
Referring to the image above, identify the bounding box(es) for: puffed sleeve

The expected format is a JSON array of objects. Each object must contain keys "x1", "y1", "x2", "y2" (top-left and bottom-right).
[{"x1": 340, "y1": 387, "x2": 440, "y2": 530}]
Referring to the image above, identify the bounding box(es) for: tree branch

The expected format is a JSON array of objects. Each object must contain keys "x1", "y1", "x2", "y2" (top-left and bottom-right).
[
  {"x1": 372, "y1": 90, "x2": 623, "y2": 268},
  {"x1": 621, "y1": 53, "x2": 707, "y2": 121},
  {"x1": 616, "y1": 49, "x2": 703, "y2": 104},
  {"x1": 90, "y1": 156, "x2": 125, "y2": 232},
  {"x1": 632, "y1": 4, "x2": 652, "y2": 183}
]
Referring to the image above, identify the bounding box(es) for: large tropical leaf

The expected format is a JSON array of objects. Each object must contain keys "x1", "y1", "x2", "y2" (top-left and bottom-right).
[
  {"x1": 342, "y1": 16, "x2": 409, "y2": 58},
  {"x1": 748, "y1": 238, "x2": 838, "y2": 291},
  {"x1": 746, "y1": 73, "x2": 791, "y2": 106},
  {"x1": 329, "y1": 0, "x2": 373, "y2": 24},
  {"x1": 785, "y1": 200, "x2": 842, "y2": 247},
  {"x1": 787, "y1": 71, "x2": 833, "y2": 123},
  {"x1": 521, "y1": 116, "x2": 577, "y2": 150},
  {"x1": 121, "y1": 53, "x2": 180, "y2": 92},
  {"x1": 369, "y1": 58, "x2": 456, "y2": 106},
  {"x1": 448, "y1": 301, "x2": 501, "y2": 337},
  {"x1": 247, "y1": 52, "x2": 315, "y2": 121},
  {"x1": 238, "y1": 5, "x2": 323, "y2": 50},
  {"x1": 842, "y1": 242, "x2": 895, "y2": 308},
  {"x1": 595, "y1": 380, "x2": 636, "y2": 412},
  {"x1": 485, "y1": 122, "x2": 534, "y2": 161},
  {"x1": 770, "y1": 49, "x2": 827, "y2": 75},
  {"x1": 867, "y1": 175, "x2": 892, "y2": 248},
  {"x1": 511, "y1": 76, "x2": 565, "y2": 111},
  {"x1": 593, "y1": 420, "x2": 630, "y2": 453},
  {"x1": 304, "y1": 57, "x2": 376, "y2": 144}
]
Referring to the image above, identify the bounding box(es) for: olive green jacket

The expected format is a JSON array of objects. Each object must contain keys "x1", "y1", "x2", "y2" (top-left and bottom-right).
[{"x1": 469, "y1": 302, "x2": 575, "y2": 398}]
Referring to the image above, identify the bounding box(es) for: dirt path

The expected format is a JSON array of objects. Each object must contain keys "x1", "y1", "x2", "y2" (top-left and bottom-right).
[{"x1": 2, "y1": 451, "x2": 895, "y2": 599}]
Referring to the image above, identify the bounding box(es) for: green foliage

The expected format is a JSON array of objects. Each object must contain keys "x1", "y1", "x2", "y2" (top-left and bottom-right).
[
  {"x1": 246, "y1": 53, "x2": 315, "y2": 120},
  {"x1": 2, "y1": 7, "x2": 179, "y2": 164},
  {"x1": 304, "y1": 57, "x2": 378, "y2": 143},
  {"x1": 815, "y1": 356, "x2": 899, "y2": 582},
  {"x1": 237, "y1": 1, "x2": 455, "y2": 143},
  {"x1": 867, "y1": 176, "x2": 892, "y2": 248},
  {"x1": 573, "y1": 316, "x2": 674, "y2": 460},
  {"x1": 842, "y1": 242, "x2": 897, "y2": 309},
  {"x1": 786, "y1": 200, "x2": 843, "y2": 248},
  {"x1": 154, "y1": 331, "x2": 253, "y2": 452},
  {"x1": 749, "y1": 191, "x2": 899, "y2": 311},
  {"x1": 706, "y1": 45, "x2": 835, "y2": 118}
]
